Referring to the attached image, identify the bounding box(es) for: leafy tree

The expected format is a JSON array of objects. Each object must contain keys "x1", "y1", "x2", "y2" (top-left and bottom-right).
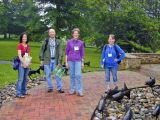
[
  {"x1": 19, "y1": 0, "x2": 47, "y2": 41},
  {"x1": 0, "y1": 1, "x2": 8, "y2": 38},
  {"x1": 0, "y1": 0, "x2": 159, "y2": 52},
  {"x1": 37, "y1": 0, "x2": 92, "y2": 38},
  {"x1": 84, "y1": 0, "x2": 160, "y2": 52}
]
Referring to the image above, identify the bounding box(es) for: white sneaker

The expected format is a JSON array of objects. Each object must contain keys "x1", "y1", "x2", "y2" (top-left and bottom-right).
[
  {"x1": 106, "y1": 85, "x2": 110, "y2": 91},
  {"x1": 69, "y1": 91, "x2": 76, "y2": 95},
  {"x1": 77, "y1": 92, "x2": 84, "y2": 97}
]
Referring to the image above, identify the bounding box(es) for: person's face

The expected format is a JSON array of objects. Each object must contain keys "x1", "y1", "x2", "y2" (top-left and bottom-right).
[
  {"x1": 22, "y1": 34, "x2": 27, "y2": 43},
  {"x1": 108, "y1": 36, "x2": 115, "y2": 45},
  {"x1": 72, "y1": 31, "x2": 79, "y2": 39},
  {"x1": 49, "y1": 29, "x2": 56, "y2": 38}
]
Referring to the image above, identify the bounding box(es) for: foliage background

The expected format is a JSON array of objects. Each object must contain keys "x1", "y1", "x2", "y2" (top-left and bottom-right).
[{"x1": 0, "y1": 0, "x2": 159, "y2": 52}]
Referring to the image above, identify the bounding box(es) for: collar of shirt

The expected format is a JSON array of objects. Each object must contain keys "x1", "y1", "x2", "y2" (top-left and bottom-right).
[
  {"x1": 49, "y1": 38, "x2": 56, "y2": 47},
  {"x1": 72, "y1": 38, "x2": 78, "y2": 40},
  {"x1": 108, "y1": 44, "x2": 114, "y2": 47},
  {"x1": 72, "y1": 39, "x2": 80, "y2": 43},
  {"x1": 49, "y1": 37, "x2": 55, "y2": 41}
]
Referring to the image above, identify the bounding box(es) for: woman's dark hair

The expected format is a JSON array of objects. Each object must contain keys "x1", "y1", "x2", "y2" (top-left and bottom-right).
[{"x1": 19, "y1": 32, "x2": 28, "y2": 43}]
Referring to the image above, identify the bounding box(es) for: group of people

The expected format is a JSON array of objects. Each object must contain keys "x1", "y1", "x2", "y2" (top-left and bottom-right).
[{"x1": 15, "y1": 28, "x2": 125, "y2": 98}]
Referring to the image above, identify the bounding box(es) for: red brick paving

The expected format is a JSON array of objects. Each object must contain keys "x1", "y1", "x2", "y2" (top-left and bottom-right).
[{"x1": 0, "y1": 71, "x2": 149, "y2": 120}]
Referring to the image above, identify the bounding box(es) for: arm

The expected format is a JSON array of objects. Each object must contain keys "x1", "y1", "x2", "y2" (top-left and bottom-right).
[
  {"x1": 116, "y1": 45, "x2": 125, "y2": 61},
  {"x1": 57, "y1": 40, "x2": 62, "y2": 65},
  {"x1": 39, "y1": 41, "x2": 45, "y2": 65},
  {"x1": 27, "y1": 45, "x2": 32, "y2": 66},
  {"x1": 101, "y1": 45, "x2": 106, "y2": 65},
  {"x1": 65, "y1": 55, "x2": 68, "y2": 64},
  {"x1": 80, "y1": 42, "x2": 85, "y2": 68},
  {"x1": 80, "y1": 42, "x2": 84, "y2": 62},
  {"x1": 65, "y1": 41, "x2": 69, "y2": 68},
  {"x1": 17, "y1": 44, "x2": 23, "y2": 62},
  {"x1": 18, "y1": 50, "x2": 23, "y2": 63},
  {"x1": 18, "y1": 50, "x2": 29, "y2": 68},
  {"x1": 27, "y1": 45, "x2": 31, "y2": 56}
]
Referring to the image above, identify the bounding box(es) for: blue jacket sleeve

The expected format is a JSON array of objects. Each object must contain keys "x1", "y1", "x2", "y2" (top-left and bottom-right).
[
  {"x1": 115, "y1": 45, "x2": 125, "y2": 62},
  {"x1": 101, "y1": 45, "x2": 106, "y2": 65}
]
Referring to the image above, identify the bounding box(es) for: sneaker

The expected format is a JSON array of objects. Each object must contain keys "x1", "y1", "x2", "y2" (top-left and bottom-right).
[
  {"x1": 47, "y1": 89, "x2": 53, "y2": 93},
  {"x1": 69, "y1": 91, "x2": 76, "y2": 95},
  {"x1": 106, "y1": 86, "x2": 110, "y2": 91},
  {"x1": 77, "y1": 92, "x2": 84, "y2": 97},
  {"x1": 23, "y1": 93, "x2": 30, "y2": 96},
  {"x1": 58, "y1": 89, "x2": 65, "y2": 93},
  {"x1": 16, "y1": 95, "x2": 25, "y2": 98}
]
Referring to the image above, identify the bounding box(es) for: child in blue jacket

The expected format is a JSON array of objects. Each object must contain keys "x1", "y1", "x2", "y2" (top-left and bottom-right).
[{"x1": 101, "y1": 34, "x2": 125, "y2": 91}]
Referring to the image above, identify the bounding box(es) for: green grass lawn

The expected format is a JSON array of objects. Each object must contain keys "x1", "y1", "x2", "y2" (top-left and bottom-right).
[
  {"x1": 0, "y1": 41, "x2": 41, "y2": 63},
  {"x1": 0, "y1": 63, "x2": 41, "y2": 88},
  {"x1": 0, "y1": 40, "x2": 102, "y2": 88},
  {"x1": 0, "y1": 64, "x2": 17, "y2": 88}
]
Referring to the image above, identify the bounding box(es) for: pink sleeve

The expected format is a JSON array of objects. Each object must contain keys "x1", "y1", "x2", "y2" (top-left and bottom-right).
[
  {"x1": 27, "y1": 45, "x2": 30, "y2": 53},
  {"x1": 17, "y1": 44, "x2": 21, "y2": 50}
]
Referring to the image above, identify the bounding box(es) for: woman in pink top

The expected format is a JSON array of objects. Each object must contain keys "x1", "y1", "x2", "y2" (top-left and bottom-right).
[{"x1": 16, "y1": 32, "x2": 31, "y2": 98}]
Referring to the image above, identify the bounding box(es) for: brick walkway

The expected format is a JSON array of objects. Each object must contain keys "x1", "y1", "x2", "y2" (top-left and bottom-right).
[{"x1": 0, "y1": 71, "x2": 149, "y2": 120}]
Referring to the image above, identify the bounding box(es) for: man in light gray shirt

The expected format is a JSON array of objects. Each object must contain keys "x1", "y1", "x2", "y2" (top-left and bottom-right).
[{"x1": 40, "y1": 28, "x2": 64, "y2": 93}]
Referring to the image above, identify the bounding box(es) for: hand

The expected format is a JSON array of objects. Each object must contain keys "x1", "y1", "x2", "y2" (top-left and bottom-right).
[
  {"x1": 40, "y1": 61, "x2": 44, "y2": 66},
  {"x1": 21, "y1": 61, "x2": 26, "y2": 67},
  {"x1": 114, "y1": 59, "x2": 118, "y2": 62},
  {"x1": 101, "y1": 65, "x2": 104, "y2": 69},
  {"x1": 22, "y1": 63, "x2": 28, "y2": 68},
  {"x1": 28, "y1": 62, "x2": 32, "y2": 67},
  {"x1": 81, "y1": 63, "x2": 84, "y2": 69},
  {"x1": 26, "y1": 64, "x2": 30, "y2": 68},
  {"x1": 21, "y1": 63, "x2": 26, "y2": 68},
  {"x1": 65, "y1": 62, "x2": 69, "y2": 69},
  {"x1": 25, "y1": 62, "x2": 31, "y2": 68},
  {"x1": 57, "y1": 64, "x2": 61, "y2": 67}
]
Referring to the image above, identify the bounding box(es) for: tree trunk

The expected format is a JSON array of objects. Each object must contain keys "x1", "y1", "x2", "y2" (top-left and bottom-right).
[
  {"x1": 4, "y1": 33, "x2": 7, "y2": 39},
  {"x1": 9, "y1": 33, "x2": 11, "y2": 39},
  {"x1": 55, "y1": 0, "x2": 64, "y2": 32},
  {"x1": 56, "y1": 4, "x2": 60, "y2": 32}
]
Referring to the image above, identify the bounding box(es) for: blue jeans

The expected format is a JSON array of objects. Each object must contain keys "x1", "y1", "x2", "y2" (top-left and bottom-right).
[
  {"x1": 105, "y1": 66, "x2": 118, "y2": 84},
  {"x1": 16, "y1": 63, "x2": 29, "y2": 96},
  {"x1": 68, "y1": 61, "x2": 83, "y2": 94},
  {"x1": 44, "y1": 59, "x2": 63, "y2": 90}
]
